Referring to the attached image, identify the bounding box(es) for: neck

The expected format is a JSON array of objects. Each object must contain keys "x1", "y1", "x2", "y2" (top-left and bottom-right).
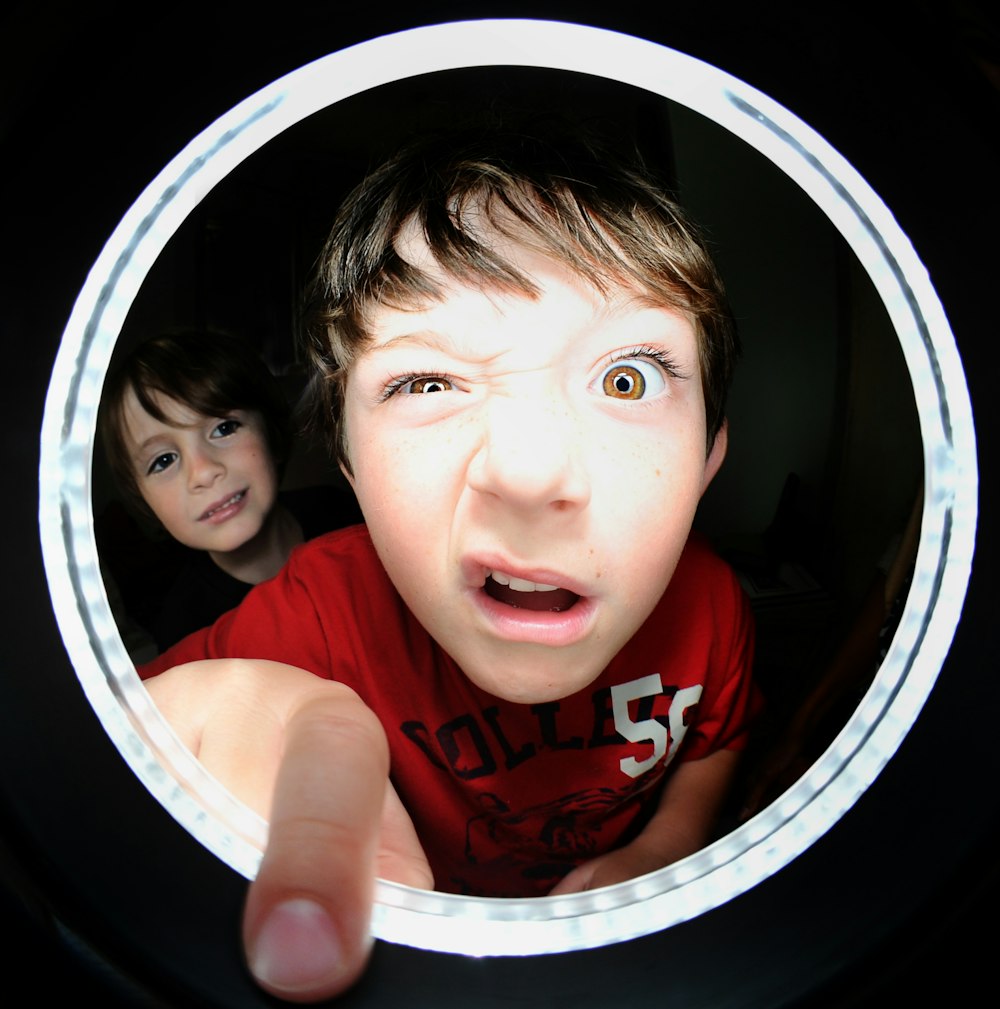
[{"x1": 209, "y1": 502, "x2": 303, "y2": 585}]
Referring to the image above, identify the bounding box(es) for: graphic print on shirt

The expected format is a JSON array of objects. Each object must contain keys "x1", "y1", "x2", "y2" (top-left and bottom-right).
[{"x1": 399, "y1": 673, "x2": 704, "y2": 893}]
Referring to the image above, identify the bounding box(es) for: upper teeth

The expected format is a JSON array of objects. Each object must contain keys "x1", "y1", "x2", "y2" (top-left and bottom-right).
[
  {"x1": 489, "y1": 570, "x2": 559, "y2": 592},
  {"x1": 207, "y1": 491, "x2": 243, "y2": 517}
]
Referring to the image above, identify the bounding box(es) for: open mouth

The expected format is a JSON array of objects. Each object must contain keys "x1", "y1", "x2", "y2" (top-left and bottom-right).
[{"x1": 483, "y1": 571, "x2": 580, "y2": 612}]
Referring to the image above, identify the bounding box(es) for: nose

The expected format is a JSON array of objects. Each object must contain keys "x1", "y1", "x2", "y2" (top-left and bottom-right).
[
  {"x1": 187, "y1": 447, "x2": 225, "y2": 490},
  {"x1": 466, "y1": 392, "x2": 591, "y2": 514}
]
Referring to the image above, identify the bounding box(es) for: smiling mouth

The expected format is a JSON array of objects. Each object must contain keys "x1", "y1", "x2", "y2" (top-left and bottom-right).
[
  {"x1": 201, "y1": 490, "x2": 245, "y2": 520},
  {"x1": 484, "y1": 571, "x2": 580, "y2": 612}
]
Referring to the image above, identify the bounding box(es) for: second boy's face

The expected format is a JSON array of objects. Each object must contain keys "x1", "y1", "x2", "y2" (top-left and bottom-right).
[
  {"x1": 343, "y1": 237, "x2": 726, "y2": 705},
  {"x1": 122, "y1": 393, "x2": 280, "y2": 557}
]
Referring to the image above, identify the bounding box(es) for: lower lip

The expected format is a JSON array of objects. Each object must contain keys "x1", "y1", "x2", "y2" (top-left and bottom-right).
[
  {"x1": 201, "y1": 490, "x2": 248, "y2": 524},
  {"x1": 470, "y1": 587, "x2": 598, "y2": 647}
]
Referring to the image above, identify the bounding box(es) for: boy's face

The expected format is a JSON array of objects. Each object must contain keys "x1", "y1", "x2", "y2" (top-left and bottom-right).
[
  {"x1": 121, "y1": 390, "x2": 280, "y2": 557},
  {"x1": 342, "y1": 232, "x2": 726, "y2": 705}
]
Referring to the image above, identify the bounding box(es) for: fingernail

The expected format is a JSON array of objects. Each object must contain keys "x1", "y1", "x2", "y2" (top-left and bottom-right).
[{"x1": 248, "y1": 898, "x2": 343, "y2": 994}]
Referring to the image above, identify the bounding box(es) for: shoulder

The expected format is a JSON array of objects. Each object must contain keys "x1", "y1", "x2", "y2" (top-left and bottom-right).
[
  {"x1": 290, "y1": 521, "x2": 375, "y2": 556},
  {"x1": 637, "y1": 532, "x2": 754, "y2": 658},
  {"x1": 669, "y1": 532, "x2": 746, "y2": 602},
  {"x1": 284, "y1": 523, "x2": 387, "y2": 585}
]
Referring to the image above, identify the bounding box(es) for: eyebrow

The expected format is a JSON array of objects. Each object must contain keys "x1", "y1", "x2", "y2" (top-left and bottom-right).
[
  {"x1": 362, "y1": 295, "x2": 693, "y2": 363},
  {"x1": 365, "y1": 330, "x2": 442, "y2": 354},
  {"x1": 363, "y1": 329, "x2": 504, "y2": 366},
  {"x1": 128, "y1": 405, "x2": 240, "y2": 458},
  {"x1": 129, "y1": 421, "x2": 189, "y2": 464}
]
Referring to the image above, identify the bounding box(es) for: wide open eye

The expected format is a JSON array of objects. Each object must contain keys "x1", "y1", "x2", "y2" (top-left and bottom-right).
[
  {"x1": 401, "y1": 376, "x2": 453, "y2": 395},
  {"x1": 600, "y1": 359, "x2": 666, "y2": 400}
]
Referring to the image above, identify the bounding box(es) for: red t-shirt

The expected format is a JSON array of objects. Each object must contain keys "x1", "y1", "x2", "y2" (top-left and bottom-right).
[{"x1": 142, "y1": 524, "x2": 758, "y2": 897}]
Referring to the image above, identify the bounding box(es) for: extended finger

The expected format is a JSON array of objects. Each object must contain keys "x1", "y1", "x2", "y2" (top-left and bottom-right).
[
  {"x1": 376, "y1": 781, "x2": 433, "y2": 890},
  {"x1": 242, "y1": 685, "x2": 389, "y2": 1003}
]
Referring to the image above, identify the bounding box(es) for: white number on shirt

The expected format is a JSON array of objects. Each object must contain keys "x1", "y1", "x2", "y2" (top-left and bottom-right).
[{"x1": 611, "y1": 674, "x2": 703, "y2": 779}]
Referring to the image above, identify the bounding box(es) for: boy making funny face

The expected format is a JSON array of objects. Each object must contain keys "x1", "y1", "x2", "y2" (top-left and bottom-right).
[{"x1": 142, "y1": 122, "x2": 760, "y2": 998}]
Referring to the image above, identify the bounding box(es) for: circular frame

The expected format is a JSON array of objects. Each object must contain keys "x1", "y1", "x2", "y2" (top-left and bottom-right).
[{"x1": 38, "y1": 19, "x2": 977, "y2": 957}]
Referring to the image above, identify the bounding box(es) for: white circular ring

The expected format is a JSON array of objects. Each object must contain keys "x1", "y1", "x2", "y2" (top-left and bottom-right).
[{"x1": 38, "y1": 19, "x2": 977, "y2": 956}]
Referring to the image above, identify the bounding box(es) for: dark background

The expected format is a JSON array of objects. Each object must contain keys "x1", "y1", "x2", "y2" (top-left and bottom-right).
[{"x1": 2, "y1": 2, "x2": 998, "y2": 1006}]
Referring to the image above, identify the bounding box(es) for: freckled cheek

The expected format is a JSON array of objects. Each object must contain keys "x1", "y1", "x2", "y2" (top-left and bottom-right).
[
  {"x1": 594, "y1": 433, "x2": 694, "y2": 503},
  {"x1": 375, "y1": 422, "x2": 472, "y2": 497},
  {"x1": 592, "y1": 438, "x2": 703, "y2": 589},
  {"x1": 350, "y1": 441, "x2": 427, "y2": 531}
]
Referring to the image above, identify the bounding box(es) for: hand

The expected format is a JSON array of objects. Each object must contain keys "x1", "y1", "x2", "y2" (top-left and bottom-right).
[{"x1": 146, "y1": 659, "x2": 432, "y2": 1002}]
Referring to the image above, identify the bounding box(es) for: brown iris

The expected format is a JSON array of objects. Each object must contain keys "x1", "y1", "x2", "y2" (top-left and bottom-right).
[
  {"x1": 602, "y1": 364, "x2": 645, "y2": 400},
  {"x1": 409, "y1": 377, "x2": 452, "y2": 394}
]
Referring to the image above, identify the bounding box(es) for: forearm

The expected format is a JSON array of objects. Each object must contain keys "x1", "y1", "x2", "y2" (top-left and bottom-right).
[
  {"x1": 549, "y1": 747, "x2": 742, "y2": 894},
  {"x1": 630, "y1": 747, "x2": 742, "y2": 864}
]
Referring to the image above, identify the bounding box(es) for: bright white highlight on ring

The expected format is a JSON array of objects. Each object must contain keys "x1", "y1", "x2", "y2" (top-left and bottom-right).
[{"x1": 38, "y1": 19, "x2": 977, "y2": 956}]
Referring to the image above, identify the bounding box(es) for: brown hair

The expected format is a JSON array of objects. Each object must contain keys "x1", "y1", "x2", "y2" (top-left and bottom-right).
[
  {"x1": 99, "y1": 331, "x2": 291, "y2": 524},
  {"x1": 303, "y1": 123, "x2": 739, "y2": 468}
]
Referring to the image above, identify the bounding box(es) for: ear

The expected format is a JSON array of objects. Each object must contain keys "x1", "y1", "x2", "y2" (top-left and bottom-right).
[
  {"x1": 700, "y1": 419, "x2": 728, "y2": 495},
  {"x1": 339, "y1": 457, "x2": 356, "y2": 489}
]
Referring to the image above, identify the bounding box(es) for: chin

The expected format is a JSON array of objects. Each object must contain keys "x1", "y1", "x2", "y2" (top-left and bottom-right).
[{"x1": 466, "y1": 665, "x2": 601, "y2": 706}]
